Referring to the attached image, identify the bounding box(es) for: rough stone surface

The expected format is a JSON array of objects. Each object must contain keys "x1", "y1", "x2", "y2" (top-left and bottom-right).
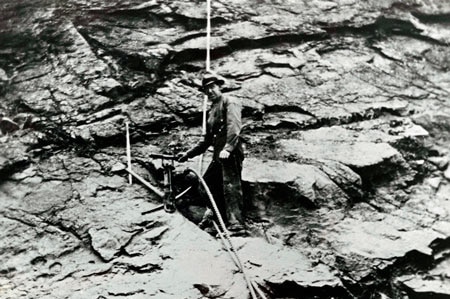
[
  {"x1": 1, "y1": 0, "x2": 450, "y2": 298},
  {"x1": 280, "y1": 138, "x2": 402, "y2": 170},
  {"x1": 243, "y1": 158, "x2": 355, "y2": 209},
  {"x1": 397, "y1": 258, "x2": 450, "y2": 299}
]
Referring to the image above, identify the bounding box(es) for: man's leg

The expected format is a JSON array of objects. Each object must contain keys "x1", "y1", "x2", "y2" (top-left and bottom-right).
[
  {"x1": 222, "y1": 154, "x2": 244, "y2": 226},
  {"x1": 202, "y1": 161, "x2": 227, "y2": 224}
]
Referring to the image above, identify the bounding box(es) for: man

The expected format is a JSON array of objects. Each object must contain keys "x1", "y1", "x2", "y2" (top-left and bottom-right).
[{"x1": 178, "y1": 71, "x2": 245, "y2": 233}]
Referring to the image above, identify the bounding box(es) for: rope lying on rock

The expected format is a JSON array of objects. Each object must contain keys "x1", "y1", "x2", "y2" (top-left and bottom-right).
[
  {"x1": 212, "y1": 221, "x2": 268, "y2": 299},
  {"x1": 187, "y1": 168, "x2": 267, "y2": 299}
]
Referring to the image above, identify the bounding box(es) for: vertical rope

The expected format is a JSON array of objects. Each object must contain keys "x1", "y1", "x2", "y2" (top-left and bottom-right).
[
  {"x1": 198, "y1": 0, "x2": 212, "y2": 173},
  {"x1": 206, "y1": 0, "x2": 211, "y2": 72},
  {"x1": 126, "y1": 122, "x2": 132, "y2": 184}
]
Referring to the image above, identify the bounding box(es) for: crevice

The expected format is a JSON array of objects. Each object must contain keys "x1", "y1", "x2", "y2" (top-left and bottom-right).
[
  {"x1": 10, "y1": 71, "x2": 52, "y2": 85},
  {"x1": 125, "y1": 263, "x2": 162, "y2": 274},
  {"x1": 29, "y1": 246, "x2": 82, "y2": 267},
  {"x1": 80, "y1": 266, "x2": 114, "y2": 278},
  {"x1": 86, "y1": 232, "x2": 112, "y2": 263},
  {"x1": 430, "y1": 236, "x2": 450, "y2": 262},
  {"x1": 108, "y1": 289, "x2": 145, "y2": 297},
  {"x1": 312, "y1": 162, "x2": 364, "y2": 204},
  {"x1": 55, "y1": 270, "x2": 80, "y2": 282},
  {"x1": 266, "y1": 281, "x2": 353, "y2": 299},
  {"x1": 39, "y1": 217, "x2": 84, "y2": 242},
  {"x1": 75, "y1": 28, "x2": 153, "y2": 75},
  {"x1": 0, "y1": 267, "x2": 16, "y2": 276},
  {"x1": 164, "y1": 32, "x2": 327, "y2": 68},
  {"x1": 325, "y1": 16, "x2": 446, "y2": 46},
  {"x1": 369, "y1": 43, "x2": 404, "y2": 62},
  {"x1": 165, "y1": 14, "x2": 447, "y2": 72},
  {"x1": 244, "y1": 104, "x2": 407, "y2": 134},
  {"x1": 244, "y1": 181, "x2": 317, "y2": 216},
  {"x1": 1, "y1": 212, "x2": 37, "y2": 228},
  {"x1": 349, "y1": 159, "x2": 405, "y2": 192},
  {"x1": 411, "y1": 12, "x2": 450, "y2": 24},
  {"x1": 30, "y1": 120, "x2": 95, "y2": 156},
  {"x1": 80, "y1": 108, "x2": 123, "y2": 127},
  {"x1": 263, "y1": 105, "x2": 316, "y2": 117},
  {"x1": 82, "y1": 7, "x2": 230, "y2": 30},
  {"x1": 170, "y1": 32, "x2": 205, "y2": 46},
  {"x1": 114, "y1": 228, "x2": 145, "y2": 259},
  {"x1": 0, "y1": 159, "x2": 31, "y2": 183},
  {"x1": 351, "y1": 250, "x2": 435, "y2": 299}
]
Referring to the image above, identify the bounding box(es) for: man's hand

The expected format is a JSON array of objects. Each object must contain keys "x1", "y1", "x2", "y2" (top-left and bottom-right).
[
  {"x1": 177, "y1": 152, "x2": 189, "y2": 163},
  {"x1": 219, "y1": 150, "x2": 230, "y2": 160}
]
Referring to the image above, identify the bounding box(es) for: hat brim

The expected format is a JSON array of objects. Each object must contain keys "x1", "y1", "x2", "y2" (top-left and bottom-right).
[{"x1": 203, "y1": 78, "x2": 225, "y2": 87}]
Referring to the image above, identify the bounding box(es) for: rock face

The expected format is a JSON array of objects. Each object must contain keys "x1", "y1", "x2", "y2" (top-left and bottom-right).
[
  {"x1": 1, "y1": 0, "x2": 450, "y2": 298},
  {"x1": 243, "y1": 158, "x2": 358, "y2": 210},
  {"x1": 398, "y1": 258, "x2": 450, "y2": 298}
]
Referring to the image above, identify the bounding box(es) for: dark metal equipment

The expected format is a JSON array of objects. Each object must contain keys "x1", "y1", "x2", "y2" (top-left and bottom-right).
[{"x1": 148, "y1": 153, "x2": 177, "y2": 213}]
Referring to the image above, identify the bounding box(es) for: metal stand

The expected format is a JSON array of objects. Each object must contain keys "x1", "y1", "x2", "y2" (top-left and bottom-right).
[{"x1": 149, "y1": 153, "x2": 177, "y2": 213}]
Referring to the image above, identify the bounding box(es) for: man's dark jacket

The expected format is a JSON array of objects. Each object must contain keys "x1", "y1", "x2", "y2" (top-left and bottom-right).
[{"x1": 186, "y1": 95, "x2": 244, "y2": 161}]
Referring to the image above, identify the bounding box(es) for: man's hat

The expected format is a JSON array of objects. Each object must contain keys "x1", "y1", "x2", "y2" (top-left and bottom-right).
[{"x1": 202, "y1": 71, "x2": 225, "y2": 89}]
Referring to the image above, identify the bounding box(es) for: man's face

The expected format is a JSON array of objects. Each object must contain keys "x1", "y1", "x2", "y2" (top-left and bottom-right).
[{"x1": 204, "y1": 83, "x2": 221, "y2": 102}]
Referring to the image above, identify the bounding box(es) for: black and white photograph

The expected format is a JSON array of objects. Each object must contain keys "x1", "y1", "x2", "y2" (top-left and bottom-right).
[{"x1": 1, "y1": 0, "x2": 449, "y2": 298}]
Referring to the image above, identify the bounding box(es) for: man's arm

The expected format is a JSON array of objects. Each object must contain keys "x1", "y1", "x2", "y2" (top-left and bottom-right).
[
  {"x1": 185, "y1": 130, "x2": 213, "y2": 159},
  {"x1": 223, "y1": 98, "x2": 242, "y2": 153}
]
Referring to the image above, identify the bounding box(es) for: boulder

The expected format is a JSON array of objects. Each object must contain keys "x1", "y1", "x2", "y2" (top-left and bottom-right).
[
  {"x1": 279, "y1": 139, "x2": 403, "y2": 179},
  {"x1": 243, "y1": 158, "x2": 351, "y2": 211},
  {"x1": 88, "y1": 77, "x2": 123, "y2": 97}
]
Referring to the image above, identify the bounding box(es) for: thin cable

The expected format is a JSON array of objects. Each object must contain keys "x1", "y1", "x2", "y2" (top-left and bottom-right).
[
  {"x1": 198, "y1": 0, "x2": 212, "y2": 174},
  {"x1": 206, "y1": 0, "x2": 211, "y2": 71},
  {"x1": 198, "y1": 94, "x2": 208, "y2": 173},
  {"x1": 125, "y1": 122, "x2": 132, "y2": 184}
]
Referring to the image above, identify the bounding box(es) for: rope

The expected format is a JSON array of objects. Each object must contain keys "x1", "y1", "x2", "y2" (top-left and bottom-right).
[
  {"x1": 198, "y1": 0, "x2": 212, "y2": 174},
  {"x1": 206, "y1": 0, "x2": 211, "y2": 72},
  {"x1": 187, "y1": 168, "x2": 267, "y2": 299},
  {"x1": 125, "y1": 122, "x2": 132, "y2": 184},
  {"x1": 125, "y1": 158, "x2": 266, "y2": 298},
  {"x1": 213, "y1": 221, "x2": 269, "y2": 299}
]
